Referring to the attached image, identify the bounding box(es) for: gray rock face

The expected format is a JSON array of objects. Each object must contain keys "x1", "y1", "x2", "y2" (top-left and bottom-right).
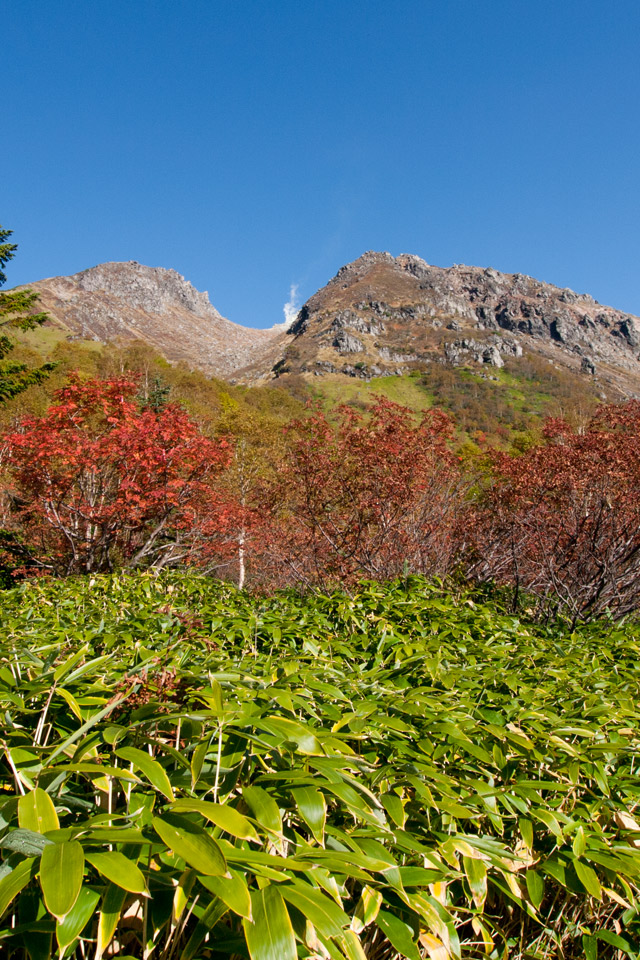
[
  {"x1": 27, "y1": 261, "x2": 282, "y2": 379},
  {"x1": 443, "y1": 336, "x2": 522, "y2": 367},
  {"x1": 74, "y1": 261, "x2": 221, "y2": 319},
  {"x1": 263, "y1": 250, "x2": 640, "y2": 395},
  {"x1": 333, "y1": 330, "x2": 365, "y2": 354}
]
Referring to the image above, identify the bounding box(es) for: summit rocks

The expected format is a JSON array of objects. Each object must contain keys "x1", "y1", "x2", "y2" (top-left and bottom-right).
[
  {"x1": 17, "y1": 253, "x2": 640, "y2": 396},
  {"x1": 26, "y1": 261, "x2": 284, "y2": 379},
  {"x1": 240, "y1": 252, "x2": 640, "y2": 396}
]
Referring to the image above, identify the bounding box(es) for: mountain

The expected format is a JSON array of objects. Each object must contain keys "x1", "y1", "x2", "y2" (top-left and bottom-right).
[
  {"x1": 19, "y1": 253, "x2": 640, "y2": 401},
  {"x1": 239, "y1": 252, "x2": 640, "y2": 398},
  {"x1": 26, "y1": 261, "x2": 284, "y2": 379}
]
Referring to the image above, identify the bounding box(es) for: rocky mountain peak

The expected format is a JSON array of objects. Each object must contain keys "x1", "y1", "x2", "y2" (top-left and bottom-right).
[
  {"x1": 27, "y1": 262, "x2": 284, "y2": 380},
  {"x1": 244, "y1": 252, "x2": 640, "y2": 396},
  {"x1": 73, "y1": 261, "x2": 222, "y2": 319}
]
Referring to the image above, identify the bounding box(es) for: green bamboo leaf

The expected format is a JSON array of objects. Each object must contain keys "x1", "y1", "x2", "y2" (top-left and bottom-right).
[
  {"x1": 376, "y1": 910, "x2": 421, "y2": 960},
  {"x1": 86, "y1": 851, "x2": 148, "y2": 894},
  {"x1": 46, "y1": 694, "x2": 131, "y2": 766},
  {"x1": 116, "y1": 746, "x2": 174, "y2": 801},
  {"x1": 57, "y1": 687, "x2": 83, "y2": 721},
  {"x1": 242, "y1": 884, "x2": 297, "y2": 960},
  {"x1": 152, "y1": 816, "x2": 227, "y2": 876},
  {"x1": 525, "y1": 869, "x2": 544, "y2": 910},
  {"x1": 280, "y1": 880, "x2": 349, "y2": 938},
  {"x1": 173, "y1": 868, "x2": 196, "y2": 922},
  {"x1": 199, "y1": 869, "x2": 252, "y2": 920},
  {"x1": 171, "y1": 798, "x2": 259, "y2": 841},
  {"x1": 352, "y1": 885, "x2": 383, "y2": 933},
  {"x1": 243, "y1": 785, "x2": 283, "y2": 835},
  {"x1": 39, "y1": 841, "x2": 84, "y2": 919},
  {"x1": 180, "y1": 897, "x2": 229, "y2": 960},
  {"x1": 339, "y1": 930, "x2": 369, "y2": 960},
  {"x1": 56, "y1": 885, "x2": 100, "y2": 954},
  {"x1": 463, "y1": 855, "x2": 487, "y2": 909},
  {"x1": 190, "y1": 739, "x2": 209, "y2": 789},
  {"x1": 96, "y1": 882, "x2": 127, "y2": 960},
  {"x1": 0, "y1": 828, "x2": 53, "y2": 857},
  {"x1": 0, "y1": 857, "x2": 36, "y2": 917},
  {"x1": 260, "y1": 716, "x2": 323, "y2": 754},
  {"x1": 572, "y1": 825, "x2": 586, "y2": 858},
  {"x1": 597, "y1": 930, "x2": 635, "y2": 954},
  {"x1": 574, "y1": 859, "x2": 602, "y2": 900},
  {"x1": 381, "y1": 792, "x2": 406, "y2": 828},
  {"x1": 290, "y1": 786, "x2": 326, "y2": 845},
  {"x1": 53, "y1": 644, "x2": 89, "y2": 682},
  {"x1": 18, "y1": 788, "x2": 60, "y2": 834}
]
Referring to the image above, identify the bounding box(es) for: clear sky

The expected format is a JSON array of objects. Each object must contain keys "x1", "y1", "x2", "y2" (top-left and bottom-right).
[{"x1": 4, "y1": 0, "x2": 640, "y2": 328}]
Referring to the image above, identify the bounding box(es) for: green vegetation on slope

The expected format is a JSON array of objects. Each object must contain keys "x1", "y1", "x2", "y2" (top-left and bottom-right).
[{"x1": 1, "y1": 574, "x2": 640, "y2": 958}]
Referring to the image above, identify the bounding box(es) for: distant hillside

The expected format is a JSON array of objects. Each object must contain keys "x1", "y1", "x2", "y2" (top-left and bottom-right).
[
  {"x1": 238, "y1": 251, "x2": 640, "y2": 400},
  {"x1": 15, "y1": 252, "x2": 640, "y2": 439},
  {"x1": 25, "y1": 261, "x2": 285, "y2": 379}
]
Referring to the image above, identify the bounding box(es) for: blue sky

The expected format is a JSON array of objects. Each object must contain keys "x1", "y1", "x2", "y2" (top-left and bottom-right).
[{"x1": 5, "y1": 0, "x2": 640, "y2": 328}]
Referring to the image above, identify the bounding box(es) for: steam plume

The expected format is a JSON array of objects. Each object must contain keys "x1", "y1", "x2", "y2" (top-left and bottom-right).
[{"x1": 283, "y1": 284, "x2": 300, "y2": 328}]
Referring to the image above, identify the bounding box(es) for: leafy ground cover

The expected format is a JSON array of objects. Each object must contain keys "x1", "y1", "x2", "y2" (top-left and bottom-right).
[{"x1": 1, "y1": 574, "x2": 640, "y2": 958}]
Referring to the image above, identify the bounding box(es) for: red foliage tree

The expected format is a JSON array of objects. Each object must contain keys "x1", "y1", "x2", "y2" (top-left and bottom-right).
[
  {"x1": 472, "y1": 401, "x2": 640, "y2": 623},
  {"x1": 258, "y1": 398, "x2": 468, "y2": 588},
  {"x1": 1, "y1": 376, "x2": 236, "y2": 575}
]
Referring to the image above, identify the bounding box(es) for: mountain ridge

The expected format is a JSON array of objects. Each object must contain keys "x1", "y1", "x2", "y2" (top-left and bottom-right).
[
  {"x1": 24, "y1": 260, "x2": 284, "y2": 379},
  {"x1": 17, "y1": 253, "x2": 640, "y2": 397}
]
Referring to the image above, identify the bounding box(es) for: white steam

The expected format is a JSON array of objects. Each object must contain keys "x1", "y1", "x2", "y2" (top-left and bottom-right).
[{"x1": 283, "y1": 283, "x2": 300, "y2": 328}]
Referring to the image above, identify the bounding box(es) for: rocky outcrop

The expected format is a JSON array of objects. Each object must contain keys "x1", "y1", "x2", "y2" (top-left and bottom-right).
[
  {"x1": 25, "y1": 261, "x2": 283, "y2": 379},
  {"x1": 19, "y1": 253, "x2": 640, "y2": 397},
  {"x1": 238, "y1": 251, "x2": 640, "y2": 396}
]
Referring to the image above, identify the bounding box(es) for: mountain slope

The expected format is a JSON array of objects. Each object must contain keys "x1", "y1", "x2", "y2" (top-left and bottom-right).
[
  {"x1": 238, "y1": 252, "x2": 640, "y2": 398},
  {"x1": 26, "y1": 261, "x2": 284, "y2": 379}
]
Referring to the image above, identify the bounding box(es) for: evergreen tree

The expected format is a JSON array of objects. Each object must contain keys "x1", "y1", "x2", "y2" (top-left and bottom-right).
[{"x1": 0, "y1": 224, "x2": 56, "y2": 401}]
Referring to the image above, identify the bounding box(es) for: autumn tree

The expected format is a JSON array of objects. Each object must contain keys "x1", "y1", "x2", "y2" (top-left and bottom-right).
[
  {"x1": 261, "y1": 398, "x2": 468, "y2": 588},
  {"x1": 1, "y1": 376, "x2": 236, "y2": 576},
  {"x1": 472, "y1": 401, "x2": 640, "y2": 623},
  {"x1": 0, "y1": 223, "x2": 56, "y2": 400}
]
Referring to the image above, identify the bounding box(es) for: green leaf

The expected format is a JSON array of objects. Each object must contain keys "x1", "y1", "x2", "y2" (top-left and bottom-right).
[
  {"x1": 56, "y1": 885, "x2": 100, "y2": 953},
  {"x1": 352, "y1": 885, "x2": 383, "y2": 934},
  {"x1": 280, "y1": 880, "x2": 349, "y2": 938},
  {"x1": 463, "y1": 855, "x2": 487, "y2": 909},
  {"x1": 0, "y1": 857, "x2": 36, "y2": 917},
  {"x1": 290, "y1": 786, "x2": 326, "y2": 845},
  {"x1": 53, "y1": 644, "x2": 89, "y2": 682},
  {"x1": 18, "y1": 788, "x2": 60, "y2": 835},
  {"x1": 86, "y1": 851, "x2": 148, "y2": 894},
  {"x1": 596, "y1": 930, "x2": 635, "y2": 954},
  {"x1": 376, "y1": 910, "x2": 421, "y2": 960},
  {"x1": 243, "y1": 785, "x2": 282, "y2": 835},
  {"x1": 190, "y1": 739, "x2": 209, "y2": 789},
  {"x1": 116, "y1": 746, "x2": 175, "y2": 801},
  {"x1": 180, "y1": 897, "x2": 229, "y2": 960},
  {"x1": 199, "y1": 869, "x2": 252, "y2": 920},
  {"x1": 0, "y1": 828, "x2": 53, "y2": 857},
  {"x1": 381, "y1": 792, "x2": 406, "y2": 828},
  {"x1": 525, "y1": 869, "x2": 544, "y2": 910},
  {"x1": 152, "y1": 816, "x2": 227, "y2": 876},
  {"x1": 39, "y1": 841, "x2": 84, "y2": 919},
  {"x1": 96, "y1": 883, "x2": 127, "y2": 960},
  {"x1": 572, "y1": 825, "x2": 586, "y2": 858},
  {"x1": 243, "y1": 884, "x2": 297, "y2": 960},
  {"x1": 171, "y1": 798, "x2": 259, "y2": 841},
  {"x1": 574, "y1": 859, "x2": 602, "y2": 900},
  {"x1": 260, "y1": 716, "x2": 323, "y2": 754},
  {"x1": 46, "y1": 694, "x2": 130, "y2": 766}
]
